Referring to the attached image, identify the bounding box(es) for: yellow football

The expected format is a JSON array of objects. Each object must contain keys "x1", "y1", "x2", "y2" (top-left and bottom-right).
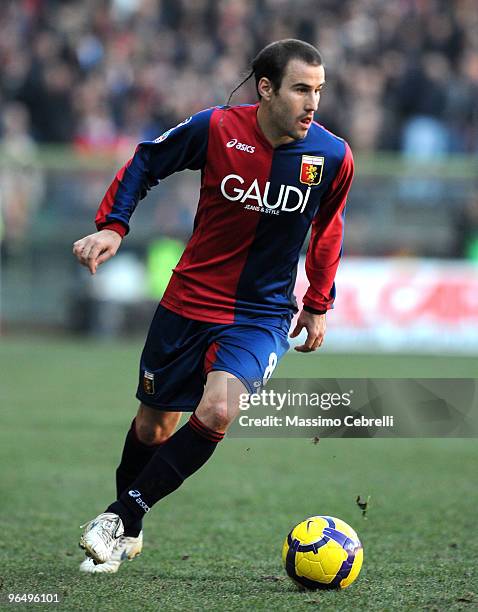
[{"x1": 282, "y1": 515, "x2": 363, "y2": 589}]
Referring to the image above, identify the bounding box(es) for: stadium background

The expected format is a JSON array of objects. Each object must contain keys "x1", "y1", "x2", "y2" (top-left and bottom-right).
[{"x1": 0, "y1": 1, "x2": 477, "y2": 610}]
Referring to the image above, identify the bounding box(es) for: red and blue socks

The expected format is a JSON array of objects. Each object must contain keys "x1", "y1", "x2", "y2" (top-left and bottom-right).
[
  {"x1": 107, "y1": 413, "x2": 224, "y2": 530},
  {"x1": 115, "y1": 419, "x2": 167, "y2": 536}
]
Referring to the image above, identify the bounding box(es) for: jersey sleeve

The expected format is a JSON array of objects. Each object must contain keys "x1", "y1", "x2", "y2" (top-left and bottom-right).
[
  {"x1": 95, "y1": 108, "x2": 214, "y2": 236},
  {"x1": 302, "y1": 141, "x2": 354, "y2": 312}
]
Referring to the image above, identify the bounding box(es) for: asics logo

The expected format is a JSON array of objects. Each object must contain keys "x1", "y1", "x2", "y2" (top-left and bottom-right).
[
  {"x1": 128, "y1": 490, "x2": 150, "y2": 512},
  {"x1": 226, "y1": 139, "x2": 255, "y2": 153}
]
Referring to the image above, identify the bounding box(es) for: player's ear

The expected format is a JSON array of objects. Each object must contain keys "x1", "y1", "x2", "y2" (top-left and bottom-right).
[{"x1": 258, "y1": 77, "x2": 274, "y2": 101}]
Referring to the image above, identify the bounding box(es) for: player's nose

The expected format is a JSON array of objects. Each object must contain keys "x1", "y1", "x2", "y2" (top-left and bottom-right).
[{"x1": 305, "y1": 92, "x2": 319, "y2": 112}]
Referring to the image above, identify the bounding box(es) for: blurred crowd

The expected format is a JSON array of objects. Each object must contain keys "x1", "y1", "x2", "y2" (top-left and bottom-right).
[{"x1": 1, "y1": 0, "x2": 478, "y2": 155}]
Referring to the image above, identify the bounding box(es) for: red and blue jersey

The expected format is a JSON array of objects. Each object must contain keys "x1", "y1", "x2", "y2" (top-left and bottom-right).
[{"x1": 96, "y1": 104, "x2": 354, "y2": 325}]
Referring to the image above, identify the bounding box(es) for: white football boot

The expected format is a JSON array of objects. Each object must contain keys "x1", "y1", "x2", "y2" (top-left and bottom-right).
[
  {"x1": 79, "y1": 512, "x2": 124, "y2": 564},
  {"x1": 79, "y1": 531, "x2": 143, "y2": 574}
]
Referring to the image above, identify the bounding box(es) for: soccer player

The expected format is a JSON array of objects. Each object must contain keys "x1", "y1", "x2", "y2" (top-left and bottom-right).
[{"x1": 73, "y1": 39, "x2": 354, "y2": 573}]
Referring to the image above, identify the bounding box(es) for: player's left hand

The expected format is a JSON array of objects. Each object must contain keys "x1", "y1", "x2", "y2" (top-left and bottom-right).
[{"x1": 289, "y1": 310, "x2": 326, "y2": 352}]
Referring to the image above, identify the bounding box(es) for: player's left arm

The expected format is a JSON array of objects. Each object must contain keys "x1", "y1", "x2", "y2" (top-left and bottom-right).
[
  {"x1": 290, "y1": 310, "x2": 327, "y2": 352},
  {"x1": 292, "y1": 142, "x2": 354, "y2": 352}
]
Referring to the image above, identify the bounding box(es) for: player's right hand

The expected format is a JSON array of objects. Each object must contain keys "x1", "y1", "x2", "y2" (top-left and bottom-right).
[{"x1": 72, "y1": 229, "x2": 122, "y2": 275}]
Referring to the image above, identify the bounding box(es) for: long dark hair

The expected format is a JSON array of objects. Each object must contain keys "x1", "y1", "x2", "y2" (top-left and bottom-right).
[{"x1": 226, "y1": 39, "x2": 322, "y2": 105}]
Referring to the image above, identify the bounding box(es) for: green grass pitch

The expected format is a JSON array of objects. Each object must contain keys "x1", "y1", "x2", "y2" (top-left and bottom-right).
[{"x1": 0, "y1": 337, "x2": 477, "y2": 611}]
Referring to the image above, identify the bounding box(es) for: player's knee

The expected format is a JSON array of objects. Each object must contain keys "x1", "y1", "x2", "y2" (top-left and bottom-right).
[
  {"x1": 135, "y1": 419, "x2": 166, "y2": 446},
  {"x1": 198, "y1": 393, "x2": 231, "y2": 432},
  {"x1": 135, "y1": 406, "x2": 178, "y2": 445}
]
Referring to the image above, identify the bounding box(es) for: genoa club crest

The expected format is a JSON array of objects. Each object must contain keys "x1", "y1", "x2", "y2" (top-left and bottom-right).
[
  {"x1": 300, "y1": 155, "x2": 324, "y2": 186},
  {"x1": 143, "y1": 371, "x2": 155, "y2": 395}
]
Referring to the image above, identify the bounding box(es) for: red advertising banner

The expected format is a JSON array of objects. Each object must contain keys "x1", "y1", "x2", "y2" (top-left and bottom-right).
[{"x1": 294, "y1": 258, "x2": 478, "y2": 352}]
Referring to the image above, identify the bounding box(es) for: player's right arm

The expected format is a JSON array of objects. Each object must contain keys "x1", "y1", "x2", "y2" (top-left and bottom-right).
[
  {"x1": 72, "y1": 108, "x2": 214, "y2": 273},
  {"x1": 73, "y1": 229, "x2": 122, "y2": 275}
]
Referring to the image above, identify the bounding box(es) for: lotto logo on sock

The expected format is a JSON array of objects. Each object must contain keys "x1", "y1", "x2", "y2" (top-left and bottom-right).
[{"x1": 128, "y1": 489, "x2": 150, "y2": 513}]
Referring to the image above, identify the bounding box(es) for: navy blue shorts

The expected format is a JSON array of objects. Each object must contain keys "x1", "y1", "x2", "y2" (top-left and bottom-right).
[{"x1": 136, "y1": 305, "x2": 291, "y2": 411}]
